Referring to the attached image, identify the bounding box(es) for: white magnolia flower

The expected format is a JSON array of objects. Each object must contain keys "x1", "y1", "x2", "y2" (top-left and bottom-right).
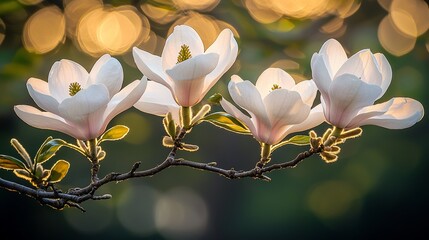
[
  {"x1": 220, "y1": 68, "x2": 325, "y2": 145},
  {"x1": 133, "y1": 25, "x2": 238, "y2": 107},
  {"x1": 14, "y1": 54, "x2": 147, "y2": 140},
  {"x1": 134, "y1": 80, "x2": 180, "y2": 124},
  {"x1": 311, "y1": 39, "x2": 424, "y2": 129}
]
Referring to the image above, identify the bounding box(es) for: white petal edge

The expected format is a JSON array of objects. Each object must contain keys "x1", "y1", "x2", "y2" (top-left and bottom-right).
[
  {"x1": 358, "y1": 98, "x2": 424, "y2": 129},
  {"x1": 346, "y1": 98, "x2": 395, "y2": 128},
  {"x1": 335, "y1": 49, "x2": 382, "y2": 87},
  {"x1": 132, "y1": 47, "x2": 171, "y2": 87},
  {"x1": 316, "y1": 39, "x2": 348, "y2": 77},
  {"x1": 220, "y1": 98, "x2": 257, "y2": 137},
  {"x1": 228, "y1": 76, "x2": 269, "y2": 127},
  {"x1": 99, "y1": 78, "x2": 148, "y2": 132},
  {"x1": 374, "y1": 53, "x2": 392, "y2": 99},
  {"x1": 27, "y1": 78, "x2": 60, "y2": 114},
  {"x1": 14, "y1": 105, "x2": 87, "y2": 140},
  {"x1": 134, "y1": 80, "x2": 179, "y2": 117},
  {"x1": 311, "y1": 53, "x2": 332, "y2": 105},
  {"x1": 202, "y1": 28, "x2": 238, "y2": 94},
  {"x1": 89, "y1": 54, "x2": 123, "y2": 98},
  {"x1": 291, "y1": 80, "x2": 317, "y2": 107}
]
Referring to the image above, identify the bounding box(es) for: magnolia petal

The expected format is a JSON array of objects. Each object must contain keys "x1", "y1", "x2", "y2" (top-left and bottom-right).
[
  {"x1": 311, "y1": 53, "x2": 332, "y2": 105},
  {"x1": 271, "y1": 104, "x2": 325, "y2": 145},
  {"x1": 14, "y1": 105, "x2": 87, "y2": 140},
  {"x1": 100, "y1": 79, "x2": 148, "y2": 131},
  {"x1": 166, "y1": 53, "x2": 219, "y2": 82},
  {"x1": 320, "y1": 95, "x2": 330, "y2": 120},
  {"x1": 166, "y1": 53, "x2": 219, "y2": 106},
  {"x1": 220, "y1": 98, "x2": 257, "y2": 136},
  {"x1": 255, "y1": 68, "x2": 296, "y2": 98},
  {"x1": 291, "y1": 80, "x2": 317, "y2": 107},
  {"x1": 48, "y1": 59, "x2": 89, "y2": 102},
  {"x1": 261, "y1": 90, "x2": 310, "y2": 145},
  {"x1": 161, "y1": 25, "x2": 205, "y2": 71},
  {"x1": 335, "y1": 49, "x2": 382, "y2": 86},
  {"x1": 228, "y1": 76, "x2": 268, "y2": 124},
  {"x1": 58, "y1": 84, "x2": 110, "y2": 123},
  {"x1": 203, "y1": 28, "x2": 238, "y2": 93},
  {"x1": 133, "y1": 47, "x2": 171, "y2": 87},
  {"x1": 264, "y1": 89, "x2": 310, "y2": 127},
  {"x1": 27, "y1": 78, "x2": 59, "y2": 114},
  {"x1": 374, "y1": 53, "x2": 392, "y2": 99},
  {"x1": 328, "y1": 74, "x2": 382, "y2": 128},
  {"x1": 283, "y1": 104, "x2": 325, "y2": 135},
  {"x1": 315, "y1": 39, "x2": 348, "y2": 77},
  {"x1": 358, "y1": 98, "x2": 424, "y2": 129},
  {"x1": 89, "y1": 54, "x2": 123, "y2": 98},
  {"x1": 346, "y1": 98, "x2": 395, "y2": 128},
  {"x1": 134, "y1": 80, "x2": 179, "y2": 117}
]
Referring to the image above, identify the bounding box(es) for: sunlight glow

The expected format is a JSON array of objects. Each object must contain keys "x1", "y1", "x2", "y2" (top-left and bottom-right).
[
  {"x1": 169, "y1": 12, "x2": 239, "y2": 48},
  {"x1": 378, "y1": 15, "x2": 416, "y2": 56},
  {"x1": 243, "y1": 0, "x2": 360, "y2": 23},
  {"x1": 23, "y1": 6, "x2": 65, "y2": 54},
  {"x1": 173, "y1": 0, "x2": 220, "y2": 11},
  {"x1": 76, "y1": 5, "x2": 150, "y2": 56},
  {"x1": 377, "y1": 0, "x2": 429, "y2": 56}
]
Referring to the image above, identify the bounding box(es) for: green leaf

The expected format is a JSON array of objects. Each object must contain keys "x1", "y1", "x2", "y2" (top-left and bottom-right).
[
  {"x1": 99, "y1": 125, "x2": 129, "y2": 143},
  {"x1": 13, "y1": 169, "x2": 33, "y2": 181},
  {"x1": 48, "y1": 160, "x2": 70, "y2": 183},
  {"x1": 286, "y1": 135, "x2": 310, "y2": 145},
  {"x1": 0, "y1": 155, "x2": 27, "y2": 170},
  {"x1": 272, "y1": 135, "x2": 310, "y2": 151},
  {"x1": 35, "y1": 138, "x2": 66, "y2": 164},
  {"x1": 201, "y1": 112, "x2": 251, "y2": 135},
  {"x1": 10, "y1": 138, "x2": 32, "y2": 167}
]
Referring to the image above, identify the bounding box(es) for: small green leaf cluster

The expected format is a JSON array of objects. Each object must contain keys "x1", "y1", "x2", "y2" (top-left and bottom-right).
[{"x1": 0, "y1": 137, "x2": 69, "y2": 187}]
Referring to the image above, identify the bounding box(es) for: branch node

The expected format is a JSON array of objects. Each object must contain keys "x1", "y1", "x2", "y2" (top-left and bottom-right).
[
  {"x1": 227, "y1": 168, "x2": 237, "y2": 178},
  {"x1": 131, "y1": 162, "x2": 141, "y2": 173}
]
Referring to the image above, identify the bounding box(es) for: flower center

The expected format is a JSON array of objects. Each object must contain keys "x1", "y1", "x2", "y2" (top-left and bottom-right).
[
  {"x1": 69, "y1": 82, "x2": 82, "y2": 96},
  {"x1": 271, "y1": 84, "x2": 281, "y2": 91},
  {"x1": 177, "y1": 44, "x2": 192, "y2": 63}
]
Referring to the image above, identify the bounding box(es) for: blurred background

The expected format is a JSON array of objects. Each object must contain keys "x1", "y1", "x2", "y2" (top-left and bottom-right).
[{"x1": 0, "y1": 0, "x2": 428, "y2": 239}]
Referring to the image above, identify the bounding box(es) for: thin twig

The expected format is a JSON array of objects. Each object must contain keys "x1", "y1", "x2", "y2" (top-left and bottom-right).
[{"x1": 0, "y1": 128, "x2": 322, "y2": 210}]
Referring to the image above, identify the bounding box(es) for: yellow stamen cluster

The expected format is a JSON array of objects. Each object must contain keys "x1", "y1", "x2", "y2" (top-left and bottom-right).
[
  {"x1": 69, "y1": 82, "x2": 82, "y2": 96},
  {"x1": 177, "y1": 44, "x2": 192, "y2": 63},
  {"x1": 271, "y1": 84, "x2": 281, "y2": 91}
]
